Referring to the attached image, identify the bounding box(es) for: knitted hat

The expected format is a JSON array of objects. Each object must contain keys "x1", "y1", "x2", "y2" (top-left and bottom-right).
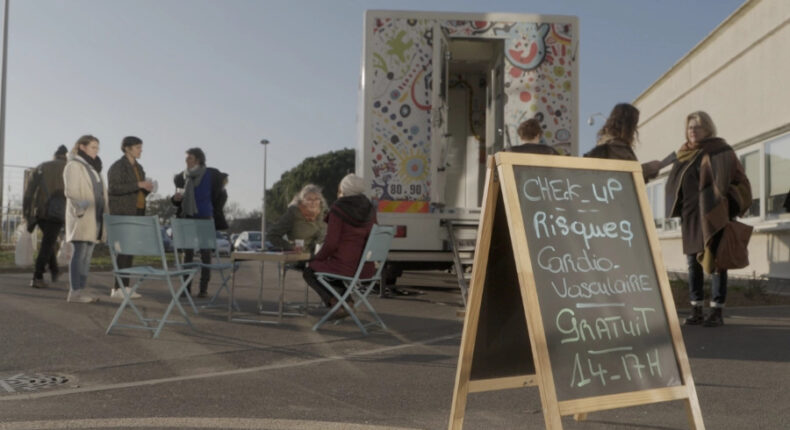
[
  {"x1": 339, "y1": 173, "x2": 366, "y2": 197},
  {"x1": 54, "y1": 145, "x2": 68, "y2": 157}
]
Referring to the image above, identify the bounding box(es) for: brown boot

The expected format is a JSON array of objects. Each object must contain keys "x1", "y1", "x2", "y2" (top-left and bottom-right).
[
  {"x1": 684, "y1": 306, "x2": 704, "y2": 325},
  {"x1": 703, "y1": 307, "x2": 724, "y2": 327}
]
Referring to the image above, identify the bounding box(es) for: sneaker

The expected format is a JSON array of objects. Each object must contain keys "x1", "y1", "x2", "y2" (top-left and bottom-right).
[
  {"x1": 67, "y1": 290, "x2": 99, "y2": 304},
  {"x1": 30, "y1": 278, "x2": 49, "y2": 289},
  {"x1": 197, "y1": 290, "x2": 208, "y2": 299},
  {"x1": 110, "y1": 288, "x2": 142, "y2": 299}
]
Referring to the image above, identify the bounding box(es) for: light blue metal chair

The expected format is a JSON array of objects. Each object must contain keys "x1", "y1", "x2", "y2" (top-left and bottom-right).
[
  {"x1": 104, "y1": 215, "x2": 199, "y2": 339},
  {"x1": 312, "y1": 224, "x2": 395, "y2": 334},
  {"x1": 170, "y1": 217, "x2": 239, "y2": 311}
]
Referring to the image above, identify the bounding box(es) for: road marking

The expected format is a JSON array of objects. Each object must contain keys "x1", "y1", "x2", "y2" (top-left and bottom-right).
[
  {"x1": 0, "y1": 333, "x2": 459, "y2": 401},
  {"x1": 0, "y1": 417, "x2": 420, "y2": 429}
]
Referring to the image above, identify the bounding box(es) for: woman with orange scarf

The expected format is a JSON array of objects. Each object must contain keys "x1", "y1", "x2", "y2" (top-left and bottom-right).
[
  {"x1": 665, "y1": 111, "x2": 752, "y2": 327},
  {"x1": 266, "y1": 184, "x2": 327, "y2": 253}
]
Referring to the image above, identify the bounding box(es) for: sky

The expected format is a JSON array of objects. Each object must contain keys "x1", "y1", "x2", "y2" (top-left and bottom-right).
[{"x1": 1, "y1": 0, "x2": 745, "y2": 212}]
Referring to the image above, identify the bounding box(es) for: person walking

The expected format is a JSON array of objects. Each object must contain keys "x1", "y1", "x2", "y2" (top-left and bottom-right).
[
  {"x1": 302, "y1": 174, "x2": 376, "y2": 318},
  {"x1": 107, "y1": 136, "x2": 155, "y2": 299},
  {"x1": 22, "y1": 145, "x2": 68, "y2": 288},
  {"x1": 171, "y1": 147, "x2": 228, "y2": 298},
  {"x1": 509, "y1": 118, "x2": 560, "y2": 155},
  {"x1": 63, "y1": 135, "x2": 108, "y2": 304},
  {"x1": 665, "y1": 111, "x2": 752, "y2": 327},
  {"x1": 583, "y1": 103, "x2": 662, "y2": 181}
]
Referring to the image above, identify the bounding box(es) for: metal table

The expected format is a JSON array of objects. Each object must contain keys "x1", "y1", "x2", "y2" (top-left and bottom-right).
[{"x1": 228, "y1": 251, "x2": 311, "y2": 324}]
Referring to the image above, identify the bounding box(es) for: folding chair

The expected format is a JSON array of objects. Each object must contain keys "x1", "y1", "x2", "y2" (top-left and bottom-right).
[
  {"x1": 104, "y1": 215, "x2": 199, "y2": 339},
  {"x1": 312, "y1": 224, "x2": 395, "y2": 334},
  {"x1": 170, "y1": 217, "x2": 239, "y2": 311}
]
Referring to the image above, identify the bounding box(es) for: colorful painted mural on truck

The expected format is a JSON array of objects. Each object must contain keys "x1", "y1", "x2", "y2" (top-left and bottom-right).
[{"x1": 367, "y1": 17, "x2": 576, "y2": 211}]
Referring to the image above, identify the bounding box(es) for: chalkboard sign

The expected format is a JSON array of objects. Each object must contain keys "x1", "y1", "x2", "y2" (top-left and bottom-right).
[
  {"x1": 513, "y1": 165, "x2": 680, "y2": 401},
  {"x1": 449, "y1": 154, "x2": 703, "y2": 430}
]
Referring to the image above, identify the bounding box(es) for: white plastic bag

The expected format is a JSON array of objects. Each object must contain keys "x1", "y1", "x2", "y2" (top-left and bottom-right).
[
  {"x1": 14, "y1": 224, "x2": 35, "y2": 267},
  {"x1": 57, "y1": 238, "x2": 73, "y2": 266}
]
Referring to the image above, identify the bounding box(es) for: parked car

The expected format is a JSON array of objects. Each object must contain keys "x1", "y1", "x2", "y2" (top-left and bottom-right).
[
  {"x1": 234, "y1": 231, "x2": 262, "y2": 251},
  {"x1": 229, "y1": 233, "x2": 239, "y2": 251},
  {"x1": 216, "y1": 231, "x2": 231, "y2": 256}
]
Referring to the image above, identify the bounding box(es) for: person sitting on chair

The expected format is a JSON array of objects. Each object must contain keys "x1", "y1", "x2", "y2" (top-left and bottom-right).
[
  {"x1": 266, "y1": 184, "x2": 327, "y2": 253},
  {"x1": 302, "y1": 174, "x2": 376, "y2": 316}
]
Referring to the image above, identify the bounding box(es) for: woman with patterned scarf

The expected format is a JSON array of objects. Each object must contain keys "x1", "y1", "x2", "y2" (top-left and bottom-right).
[{"x1": 665, "y1": 111, "x2": 752, "y2": 327}]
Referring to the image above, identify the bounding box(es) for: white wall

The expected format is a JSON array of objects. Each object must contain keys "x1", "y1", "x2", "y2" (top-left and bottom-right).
[{"x1": 634, "y1": 0, "x2": 790, "y2": 280}]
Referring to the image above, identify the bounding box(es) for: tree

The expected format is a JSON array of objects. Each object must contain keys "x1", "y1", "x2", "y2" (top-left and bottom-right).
[
  {"x1": 224, "y1": 201, "x2": 247, "y2": 221},
  {"x1": 264, "y1": 148, "x2": 355, "y2": 222},
  {"x1": 146, "y1": 194, "x2": 177, "y2": 225}
]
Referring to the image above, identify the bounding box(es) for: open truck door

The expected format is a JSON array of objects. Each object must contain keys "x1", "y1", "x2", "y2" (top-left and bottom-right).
[
  {"x1": 430, "y1": 23, "x2": 451, "y2": 207},
  {"x1": 485, "y1": 49, "x2": 506, "y2": 153}
]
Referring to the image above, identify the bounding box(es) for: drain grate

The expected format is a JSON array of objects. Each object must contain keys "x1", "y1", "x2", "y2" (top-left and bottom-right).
[{"x1": 0, "y1": 373, "x2": 70, "y2": 393}]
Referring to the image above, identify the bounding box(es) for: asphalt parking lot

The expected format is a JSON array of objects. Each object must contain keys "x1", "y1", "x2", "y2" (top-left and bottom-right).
[{"x1": 1, "y1": 264, "x2": 789, "y2": 429}]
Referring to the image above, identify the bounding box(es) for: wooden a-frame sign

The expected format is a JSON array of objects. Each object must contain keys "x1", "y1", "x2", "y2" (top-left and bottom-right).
[{"x1": 448, "y1": 153, "x2": 704, "y2": 429}]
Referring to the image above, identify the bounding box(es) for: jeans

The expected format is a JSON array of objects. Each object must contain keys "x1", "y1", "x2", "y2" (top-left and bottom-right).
[
  {"x1": 69, "y1": 241, "x2": 96, "y2": 291},
  {"x1": 303, "y1": 267, "x2": 345, "y2": 307},
  {"x1": 33, "y1": 219, "x2": 63, "y2": 280},
  {"x1": 687, "y1": 254, "x2": 727, "y2": 307}
]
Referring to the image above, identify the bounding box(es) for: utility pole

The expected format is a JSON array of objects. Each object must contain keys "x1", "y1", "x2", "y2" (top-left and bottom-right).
[{"x1": 0, "y1": 0, "x2": 10, "y2": 240}]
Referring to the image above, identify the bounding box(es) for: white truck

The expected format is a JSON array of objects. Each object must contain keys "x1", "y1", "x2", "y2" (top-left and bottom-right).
[{"x1": 356, "y1": 10, "x2": 579, "y2": 288}]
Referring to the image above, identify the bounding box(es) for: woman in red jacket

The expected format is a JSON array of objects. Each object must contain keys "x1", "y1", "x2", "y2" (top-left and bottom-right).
[{"x1": 303, "y1": 174, "x2": 377, "y2": 313}]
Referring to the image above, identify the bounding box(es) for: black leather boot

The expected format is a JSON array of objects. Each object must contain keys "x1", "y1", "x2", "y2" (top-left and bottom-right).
[
  {"x1": 685, "y1": 306, "x2": 704, "y2": 325},
  {"x1": 703, "y1": 307, "x2": 724, "y2": 327}
]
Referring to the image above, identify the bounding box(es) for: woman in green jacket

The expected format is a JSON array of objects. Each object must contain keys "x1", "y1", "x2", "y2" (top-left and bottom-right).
[{"x1": 267, "y1": 184, "x2": 327, "y2": 253}]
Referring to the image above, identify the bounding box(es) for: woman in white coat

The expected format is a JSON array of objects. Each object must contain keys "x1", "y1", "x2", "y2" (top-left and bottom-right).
[{"x1": 63, "y1": 135, "x2": 109, "y2": 303}]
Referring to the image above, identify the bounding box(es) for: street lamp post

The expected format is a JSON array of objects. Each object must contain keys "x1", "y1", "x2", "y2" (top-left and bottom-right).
[{"x1": 260, "y1": 139, "x2": 269, "y2": 250}]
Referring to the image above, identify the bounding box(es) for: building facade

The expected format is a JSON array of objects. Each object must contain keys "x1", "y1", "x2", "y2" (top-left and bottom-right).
[{"x1": 633, "y1": 0, "x2": 790, "y2": 280}]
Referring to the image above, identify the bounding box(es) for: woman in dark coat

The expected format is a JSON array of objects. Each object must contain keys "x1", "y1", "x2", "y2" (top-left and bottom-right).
[
  {"x1": 584, "y1": 103, "x2": 662, "y2": 181},
  {"x1": 303, "y1": 174, "x2": 376, "y2": 314},
  {"x1": 665, "y1": 111, "x2": 752, "y2": 327}
]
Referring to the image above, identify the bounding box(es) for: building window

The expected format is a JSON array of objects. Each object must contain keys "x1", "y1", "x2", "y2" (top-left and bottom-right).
[
  {"x1": 739, "y1": 150, "x2": 760, "y2": 218},
  {"x1": 646, "y1": 180, "x2": 669, "y2": 229},
  {"x1": 766, "y1": 133, "x2": 790, "y2": 217}
]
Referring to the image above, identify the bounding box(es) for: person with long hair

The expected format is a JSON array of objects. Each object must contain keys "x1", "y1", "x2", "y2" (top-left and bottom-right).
[
  {"x1": 584, "y1": 103, "x2": 662, "y2": 180},
  {"x1": 63, "y1": 135, "x2": 108, "y2": 303},
  {"x1": 665, "y1": 111, "x2": 752, "y2": 327}
]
